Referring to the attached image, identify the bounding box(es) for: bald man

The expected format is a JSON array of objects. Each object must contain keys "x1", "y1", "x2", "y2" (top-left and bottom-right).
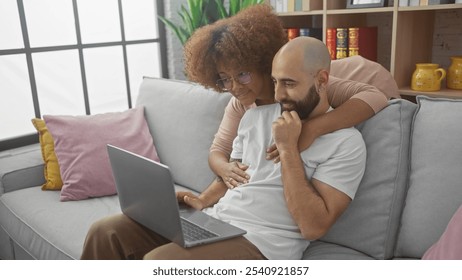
[
  {"x1": 270, "y1": 36, "x2": 366, "y2": 245},
  {"x1": 81, "y1": 37, "x2": 366, "y2": 261},
  {"x1": 209, "y1": 36, "x2": 366, "y2": 259}
]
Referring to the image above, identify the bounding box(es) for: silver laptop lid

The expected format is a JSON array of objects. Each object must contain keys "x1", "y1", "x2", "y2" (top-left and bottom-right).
[{"x1": 107, "y1": 144, "x2": 185, "y2": 246}]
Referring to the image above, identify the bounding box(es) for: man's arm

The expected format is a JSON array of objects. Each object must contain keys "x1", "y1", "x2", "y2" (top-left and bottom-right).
[
  {"x1": 272, "y1": 111, "x2": 352, "y2": 240},
  {"x1": 278, "y1": 148, "x2": 351, "y2": 240}
]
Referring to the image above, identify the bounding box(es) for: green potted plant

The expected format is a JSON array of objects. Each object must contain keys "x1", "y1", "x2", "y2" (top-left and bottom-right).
[{"x1": 159, "y1": 0, "x2": 265, "y2": 45}]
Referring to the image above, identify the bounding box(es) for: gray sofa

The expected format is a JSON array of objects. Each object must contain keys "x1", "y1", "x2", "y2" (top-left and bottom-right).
[{"x1": 1, "y1": 77, "x2": 462, "y2": 260}]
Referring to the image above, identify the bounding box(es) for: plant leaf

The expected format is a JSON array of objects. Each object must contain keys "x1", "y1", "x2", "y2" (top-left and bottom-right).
[
  {"x1": 159, "y1": 16, "x2": 185, "y2": 44},
  {"x1": 229, "y1": 0, "x2": 240, "y2": 16},
  {"x1": 206, "y1": 0, "x2": 222, "y2": 22},
  {"x1": 158, "y1": 0, "x2": 265, "y2": 45},
  {"x1": 214, "y1": 0, "x2": 228, "y2": 19},
  {"x1": 179, "y1": 5, "x2": 194, "y2": 35},
  {"x1": 186, "y1": 0, "x2": 199, "y2": 27}
]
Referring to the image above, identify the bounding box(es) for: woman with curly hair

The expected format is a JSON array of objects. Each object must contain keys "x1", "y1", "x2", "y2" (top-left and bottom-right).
[{"x1": 182, "y1": 4, "x2": 392, "y2": 195}]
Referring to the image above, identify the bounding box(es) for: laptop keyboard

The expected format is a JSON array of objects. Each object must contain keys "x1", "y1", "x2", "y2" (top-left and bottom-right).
[{"x1": 181, "y1": 218, "x2": 218, "y2": 242}]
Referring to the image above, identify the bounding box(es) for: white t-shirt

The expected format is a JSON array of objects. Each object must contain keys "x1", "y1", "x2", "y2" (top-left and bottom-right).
[{"x1": 203, "y1": 103, "x2": 366, "y2": 259}]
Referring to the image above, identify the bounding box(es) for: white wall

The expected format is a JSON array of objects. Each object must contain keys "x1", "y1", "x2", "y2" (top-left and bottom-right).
[{"x1": 432, "y1": 9, "x2": 462, "y2": 69}]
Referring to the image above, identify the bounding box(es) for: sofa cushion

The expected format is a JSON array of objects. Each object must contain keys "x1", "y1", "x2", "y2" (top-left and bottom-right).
[
  {"x1": 0, "y1": 183, "x2": 194, "y2": 260},
  {"x1": 0, "y1": 226, "x2": 13, "y2": 260},
  {"x1": 316, "y1": 99, "x2": 417, "y2": 259},
  {"x1": 31, "y1": 118, "x2": 63, "y2": 190},
  {"x1": 44, "y1": 107, "x2": 159, "y2": 201},
  {"x1": 0, "y1": 186, "x2": 121, "y2": 259},
  {"x1": 395, "y1": 96, "x2": 462, "y2": 259},
  {"x1": 0, "y1": 144, "x2": 45, "y2": 194},
  {"x1": 303, "y1": 240, "x2": 374, "y2": 260},
  {"x1": 136, "y1": 77, "x2": 232, "y2": 193}
]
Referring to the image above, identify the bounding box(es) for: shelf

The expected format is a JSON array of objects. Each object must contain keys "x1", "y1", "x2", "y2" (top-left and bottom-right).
[
  {"x1": 327, "y1": 7, "x2": 394, "y2": 15},
  {"x1": 400, "y1": 87, "x2": 462, "y2": 100},
  {"x1": 398, "y1": 3, "x2": 462, "y2": 12},
  {"x1": 278, "y1": 10, "x2": 323, "y2": 17},
  {"x1": 275, "y1": 1, "x2": 462, "y2": 100}
]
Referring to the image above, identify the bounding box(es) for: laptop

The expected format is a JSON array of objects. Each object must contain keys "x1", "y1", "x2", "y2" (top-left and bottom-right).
[{"x1": 107, "y1": 144, "x2": 246, "y2": 248}]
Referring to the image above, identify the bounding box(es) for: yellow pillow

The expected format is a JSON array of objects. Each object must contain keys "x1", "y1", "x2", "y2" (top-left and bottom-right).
[{"x1": 31, "y1": 118, "x2": 63, "y2": 190}]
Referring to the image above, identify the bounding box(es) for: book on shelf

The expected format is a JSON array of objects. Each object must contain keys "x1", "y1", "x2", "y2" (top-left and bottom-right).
[
  {"x1": 295, "y1": 0, "x2": 302, "y2": 11},
  {"x1": 299, "y1": 27, "x2": 322, "y2": 40},
  {"x1": 272, "y1": 0, "x2": 287, "y2": 12},
  {"x1": 287, "y1": 28, "x2": 299, "y2": 40},
  {"x1": 271, "y1": 0, "x2": 313, "y2": 12},
  {"x1": 286, "y1": 27, "x2": 322, "y2": 41},
  {"x1": 287, "y1": 0, "x2": 295, "y2": 12},
  {"x1": 348, "y1": 27, "x2": 378, "y2": 62},
  {"x1": 336, "y1": 28, "x2": 348, "y2": 60},
  {"x1": 326, "y1": 26, "x2": 378, "y2": 61},
  {"x1": 399, "y1": 0, "x2": 409, "y2": 5},
  {"x1": 295, "y1": 0, "x2": 312, "y2": 11},
  {"x1": 421, "y1": 0, "x2": 452, "y2": 4},
  {"x1": 326, "y1": 28, "x2": 337, "y2": 60}
]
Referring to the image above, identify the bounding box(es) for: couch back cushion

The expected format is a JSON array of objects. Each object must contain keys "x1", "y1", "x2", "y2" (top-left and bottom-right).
[
  {"x1": 136, "y1": 77, "x2": 232, "y2": 193},
  {"x1": 0, "y1": 145, "x2": 45, "y2": 194},
  {"x1": 319, "y1": 99, "x2": 417, "y2": 259},
  {"x1": 395, "y1": 96, "x2": 462, "y2": 258}
]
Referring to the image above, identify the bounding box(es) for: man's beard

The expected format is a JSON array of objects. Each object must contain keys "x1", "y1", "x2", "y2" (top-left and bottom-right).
[{"x1": 279, "y1": 84, "x2": 320, "y2": 120}]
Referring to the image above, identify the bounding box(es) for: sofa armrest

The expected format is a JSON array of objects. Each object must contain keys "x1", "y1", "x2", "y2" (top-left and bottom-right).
[{"x1": 0, "y1": 144, "x2": 45, "y2": 194}]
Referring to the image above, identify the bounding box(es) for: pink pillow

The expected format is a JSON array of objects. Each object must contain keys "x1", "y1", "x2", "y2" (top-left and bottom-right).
[
  {"x1": 44, "y1": 107, "x2": 159, "y2": 201},
  {"x1": 422, "y1": 204, "x2": 462, "y2": 260}
]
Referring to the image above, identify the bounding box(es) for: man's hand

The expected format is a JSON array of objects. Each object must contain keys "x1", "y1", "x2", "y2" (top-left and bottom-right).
[
  {"x1": 176, "y1": 191, "x2": 205, "y2": 210},
  {"x1": 266, "y1": 144, "x2": 280, "y2": 163},
  {"x1": 272, "y1": 111, "x2": 302, "y2": 153}
]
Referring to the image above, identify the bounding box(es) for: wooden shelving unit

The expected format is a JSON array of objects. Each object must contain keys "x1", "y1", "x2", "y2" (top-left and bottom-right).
[{"x1": 275, "y1": 0, "x2": 462, "y2": 100}]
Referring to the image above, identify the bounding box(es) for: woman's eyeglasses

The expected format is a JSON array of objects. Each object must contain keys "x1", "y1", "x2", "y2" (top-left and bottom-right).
[{"x1": 216, "y1": 72, "x2": 252, "y2": 91}]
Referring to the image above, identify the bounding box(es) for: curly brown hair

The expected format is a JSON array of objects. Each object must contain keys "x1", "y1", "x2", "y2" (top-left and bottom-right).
[{"x1": 183, "y1": 4, "x2": 287, "y2": 92}]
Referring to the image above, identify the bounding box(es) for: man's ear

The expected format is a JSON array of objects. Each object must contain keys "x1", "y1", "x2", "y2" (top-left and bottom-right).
[
  {"x1": 315, "y1": 70, "x2": 329, "y2": 93},
  {"x1": 317, "y1": 70, "x2": 329, "y2": 86}
]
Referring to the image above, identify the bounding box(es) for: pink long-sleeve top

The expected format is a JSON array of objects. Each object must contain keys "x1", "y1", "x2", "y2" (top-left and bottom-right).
[{"x1": 210, "y1": 74, "x2": 391, "y2": 157}]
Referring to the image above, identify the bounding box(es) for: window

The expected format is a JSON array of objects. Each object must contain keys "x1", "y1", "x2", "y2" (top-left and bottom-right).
[{"x1": 0, "y1": 0, "x2": 167, "y2": 150}]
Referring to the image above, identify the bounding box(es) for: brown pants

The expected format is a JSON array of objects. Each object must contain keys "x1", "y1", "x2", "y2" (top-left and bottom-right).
[{"x1": 80, "y1": 214, "x2": 266, "y2": 260}]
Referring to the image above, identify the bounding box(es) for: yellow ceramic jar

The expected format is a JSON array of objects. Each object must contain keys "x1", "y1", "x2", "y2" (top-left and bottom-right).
[
  {"x1": 411, "y1": 63, "x2": 446, "y2": 92},
  {"x1": 447, "y1": 56, "x2": 462, "y2": 90}
]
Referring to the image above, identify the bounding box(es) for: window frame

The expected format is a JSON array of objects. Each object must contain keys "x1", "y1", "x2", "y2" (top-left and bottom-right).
[{"x1": 0, "y1": 0, "x2": 168, "y2": 151}]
